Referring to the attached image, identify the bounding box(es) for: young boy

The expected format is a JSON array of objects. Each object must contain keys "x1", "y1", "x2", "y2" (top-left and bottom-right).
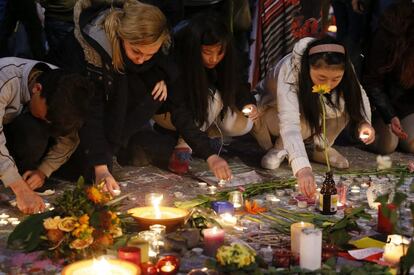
[{"x1": 0, "y1": 57, "x2": 94, "y2": 214}]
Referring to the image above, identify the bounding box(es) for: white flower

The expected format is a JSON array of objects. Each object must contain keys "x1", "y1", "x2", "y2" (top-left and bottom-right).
[{"x1": 377, "y1": 155, "x2": 392, "y2": 170}]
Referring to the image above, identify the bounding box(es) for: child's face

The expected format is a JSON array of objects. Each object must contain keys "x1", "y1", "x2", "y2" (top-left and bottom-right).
[
  {"x1": 201, "y1": 43, "x2": 225, "y2": 69},
  {"x1": 123, "y1": 39, "x2": 163, "y2": 65},
  {"x1": 310, "y1": 66, "x2": 344, "y2": 90}
]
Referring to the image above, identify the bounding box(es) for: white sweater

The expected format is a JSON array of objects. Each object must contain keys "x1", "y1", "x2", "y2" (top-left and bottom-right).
[{"x1": 258, "y1": 38, "x2": 371, "y2": 175}]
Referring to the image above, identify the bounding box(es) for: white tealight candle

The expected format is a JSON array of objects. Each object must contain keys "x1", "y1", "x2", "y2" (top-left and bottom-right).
[
  {"x1": 300, "y1": 228, "x2": 322, "y2": 271},
  {"x1": 7, "y1": 217, "x2": 18, "y2": 222},
  {"x1": 218, "y1": 179, "x2": 227, "y2": 187},
  {"x1": 265, "y1": 194, "x2": 280, "y2": 204},
  {"x1": 298, "y1": 201, "x2": 308, "y2": 209},
  {"x1": 112, "y1": 189, "x2": 121, "y2": 196},
  {"x1": 0, "y1": 219, "x2": 8, "y2": 226},
  {"x1": 0, "y1": 213, "x2": 9, "y2": 219},
  {"x1": 219, "y1": 213, "x2": 238, "y2": 227},
  {"x1": 198, "y1": 182, "x2": 207, "y2": 188},
  {"x1": 208, "y1": 185, "x2": 217, "y2": 194},
  {"x1": 360, "y1": 183, "x2": 369, "y2": 189},
  {"x1": 242, "y1": 106, "x2": 252, "y2": 116},
  {"x1": 11, "y1": 220, "x2": 20, "y2": 226},
  {"x1": 276, "y1": 190, "x2": 285, "y2": 197}
]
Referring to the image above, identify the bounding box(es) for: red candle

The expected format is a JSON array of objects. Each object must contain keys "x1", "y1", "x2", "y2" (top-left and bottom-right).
[
  {"x1": 378, "y1": 204, "x2": 397, "y2": 234},
  {"x1": 157, "y1": 255, "x2": 180, "y2": 275},
  {"x1": 118, "y1": 246, "x2": 141, "y2": 267},
  {"x1": 141, "y1": 262, "x2": 158, "y2": 275},
  {"x1": 202, "y1": 227, "x2": 225, "y2": 257}
]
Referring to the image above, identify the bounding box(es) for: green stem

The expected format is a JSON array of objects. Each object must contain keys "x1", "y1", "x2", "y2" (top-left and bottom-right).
[{"x1": 319, "y1": 95, "x2": 331, "y2": 172}]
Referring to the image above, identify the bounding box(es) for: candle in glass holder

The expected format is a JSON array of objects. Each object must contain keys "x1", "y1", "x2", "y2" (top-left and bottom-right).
[
  {"x1": 219, "y1": 213, "x2": 237, "y2": 227},
  {"x1": 157, "y1": 256, "x2": 180, "y2": 275},
  {"x1": 300, "y1": 228, "x2": 322, "y2": 271},
  {"x1": 297, "y1": 200, "x2": 307, "y2": 209},
  {"x1": 383, "y1": 235, "x2": 410, "y2": 266},
  {"x1": 137, "y1": 231, "x2": 158, "y2": 259},
  {"x1": 208, "y1": 186, "x2": 217, "y2": 195},
  {"x1": 203, "y1": 227, "x2": 225, "y2": 257},
  {"x1": 242, "y1": 106, "x2": 252, "y2": 117},
  {"x1": 228, "y1": 191, "x2": 243, "y2": 210},
  {"x1": 290, "y1": 222, "x2": 314, "y2": 256},
  {"x1": 150, "y1": 224, "x2": 166, "y2": 237},
  {"x1": 273, "y1": 248, "x2": 291, "y2": 268},
  {"x1": 141, "y1": 261, "x2": 158, "y2": 275},
  {"x1": 118, "y1": 246, "x2": 141, "y2": 267},
  {"x1": 266, "y1": 194, "x2": 280, "y2": 204}
]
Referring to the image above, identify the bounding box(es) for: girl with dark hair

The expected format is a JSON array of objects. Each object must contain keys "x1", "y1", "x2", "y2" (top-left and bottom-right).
[
  {"x1": 363, "y1": 0, "x2": 414, "y2": 154},
  {"x1": 153, "y1": 12, "x2": 257, "y2": 180},
  {"x1": 252, "y1": 36, "x2": 374, "y2": 197}
]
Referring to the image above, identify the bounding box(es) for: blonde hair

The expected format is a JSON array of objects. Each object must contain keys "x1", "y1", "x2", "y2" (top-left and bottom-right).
[{"x1": 104, "y1": 0, "x2": 170, "y2": 72}]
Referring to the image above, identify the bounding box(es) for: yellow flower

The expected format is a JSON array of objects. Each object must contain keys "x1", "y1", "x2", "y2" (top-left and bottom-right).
[
  {"x1": 312, "y1": 84, "x2": 331, "y2": 94},
  {"x1": 58, "y1": 217, "x2": 78, "y2": 232},
  {"x1": 216, "y1": 243, "x2": 256, "y2": 268},
  {"x1": 43, "y1": 216, "x2": 62, "y2": 230},
  {"x1": 72, "y1": 223, "x2": 94, "y2": 238},
  {"x1": 69, "y1": 237, "x2": 94, "y2": 250}
]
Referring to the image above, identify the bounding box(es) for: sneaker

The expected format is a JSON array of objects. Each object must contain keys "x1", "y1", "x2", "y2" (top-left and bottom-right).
[
  {"x1": 168, "y1": 147, "x2": 192, "y2": 174},
  {"x1": 312, "y1": 147, "x2": 349, "y2": 169},
  {"x1": 261, "y1": 148, "x2": 288, "y2": 170}
]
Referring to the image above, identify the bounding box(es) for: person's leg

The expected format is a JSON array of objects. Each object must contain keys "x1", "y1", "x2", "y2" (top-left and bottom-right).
[
  {"x1": 251, "y1": 106, "x2": 278, "y2": 151},
  {"x1": 4, "y1": 112, "x2": 50, "y2": 173},
  {"x1": 311, "y1": 115, "x2": 350, "y2": 168},
  {"x1": 0, "y1": 0, "x2": 18, "y2": 57},
  {"x1": 367, "y1": 113, "x2": 398, "y2": 154},
  {"x1": 399, "y1": 113, "x2": 414, "y2": 154},
  {"x1": 44, "y1": 17, "x2": 74, "y2": 57}
]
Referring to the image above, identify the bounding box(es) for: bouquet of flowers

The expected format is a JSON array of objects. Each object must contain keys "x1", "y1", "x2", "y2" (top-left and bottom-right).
[
  {"x1": 7, "y1": 177, "x2": 127, "y2": 261},
  {"x1": 210, "y1": 243, "x2": 262, "y2": 275}
]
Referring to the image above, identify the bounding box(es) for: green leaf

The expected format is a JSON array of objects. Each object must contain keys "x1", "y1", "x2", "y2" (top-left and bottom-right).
[
  {"x1": 392, "y1": 192, "x2": 408, "y2": 207},
  {"x1": 7, "y1": 211, "x2": 55, "y2": 251},
  {"x1": 396, "y1": 172, "x2": 406, "y2": 188},
  {"x1": 400, "y1": 241, "x2": 414, "y2": 275},
  {"x1": 375, "y1": 193, "x2": 390, "y2": 205}
]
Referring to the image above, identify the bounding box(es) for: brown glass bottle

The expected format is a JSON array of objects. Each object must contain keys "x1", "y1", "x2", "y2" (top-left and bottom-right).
[{"x1": 319, "y1": 171, "x2": 338, "y2": 215}]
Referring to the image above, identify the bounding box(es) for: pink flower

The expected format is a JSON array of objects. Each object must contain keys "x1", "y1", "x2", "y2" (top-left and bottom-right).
[{"x1": 408, "y1": 161, "x2": 414, "y2": 173}]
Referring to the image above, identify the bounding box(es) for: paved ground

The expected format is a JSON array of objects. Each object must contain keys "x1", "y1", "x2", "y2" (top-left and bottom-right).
[{"x1": 0, "y1": 129, "x2": 412, "y2": 272}]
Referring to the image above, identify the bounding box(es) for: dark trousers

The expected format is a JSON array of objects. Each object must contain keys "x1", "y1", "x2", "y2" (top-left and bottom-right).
[
  {"x1": 0, "y1": 0, "x2": 45, "y2": 59},
  {"x1": 3, "y1": 112, "x2": 51, "y2": 174}
]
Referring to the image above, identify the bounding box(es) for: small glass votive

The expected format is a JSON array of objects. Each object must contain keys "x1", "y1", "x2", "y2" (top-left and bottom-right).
[
  {"x1": 228, "y1": 191, "x2": 244, "y2": 210},
  {"x1": 138, "y1": 230, "x2": 158, "y2": 258},
  {"x1": 208, "y1": 185, "x2": 217, "y2": 195},
  {"x1": 118, "y1": 246, "x2": 141, "y2": 267},
  {"x1": 273, "y1": 248, "x2": 292, "y2": 268},
  {"x1": 157, "y1": 255, "x2": 180, "y2": 275},
  {"x1": 145, "y1": 193, "x2": 164, "y2": 206},
  {"x1": 150, "y1": 224, "x2": 166, "y2": 237}
]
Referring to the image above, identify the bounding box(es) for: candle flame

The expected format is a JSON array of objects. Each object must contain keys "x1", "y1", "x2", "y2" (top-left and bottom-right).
[
  {"x1": 92, "y1": 258, "x2": 111, "y2": 275},
  {"x1": 161, "y1": 261, "x2": 175, "y2": 272},
  {"x1": 151, "y1": 195, "x2": 163, "y2": 219}
]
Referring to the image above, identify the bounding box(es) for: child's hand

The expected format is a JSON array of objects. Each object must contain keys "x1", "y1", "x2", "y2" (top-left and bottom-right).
[
  {"x1": 358, "y1": 122, "x2": 375, "y2": 144},
  {"x1": 152, "y1": 80, "x2": 167, "y2": 101},
  {"x1": 22, "y1": 170, "x2": 46, "y2": 190}
]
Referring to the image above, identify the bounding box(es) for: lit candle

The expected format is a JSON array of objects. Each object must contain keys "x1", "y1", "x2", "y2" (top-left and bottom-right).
[
  {"x1": 198, "y1": 182, "x2": 207, "y2": 188},
  {"x1": 157, "y1": 255, "x2": 179, "y2": 275},
  {"x1": 0, "y1": 219, "x2": 8, "y2": 226},
  {"x1": 145, "y1": 193, "x2": 164, "y2": 206},
  {"x1": 61, "y1": 258, "x2": 139, "y2": 275},
  {"x1": 141, "y1": 262, "x2": 158, "y2": 275},
  {"x1": 242, "y1": 106, "x2": 252, "y2": 117},
  {"x1": 0, "y1": 213, "x2": 10, "y2": 219},
  {"x1": 276, "y1": 190, "x2": 285, "y2": 197},
  {"x1": 290, "y1": 222, "x2": 314, "y2": 256},
  {"x1": 383, "y1": 235, "x2": 410, "y2": 266},
  {"x1": 219, "y1": 213, "x2": 237, "y2": 227},
  {"x1": 11, "y1": 220, "x2": 20, "y2": 226},
  {"x1": 360, "y1": 182, "x2": 369, "y2": 189},
  {"x1": 208, "y1": 186, "x2": 217, "y2": 195},
  {"x1": 7, "y1": 217, "x2": 18, "y2": 222},
  {"x1": 203, "y1": 227, "x2": 225, "y2": 257},
  {"x1": 118, "y1": 246, "x2": 141, "y2": 267},
  {"x1": 359, "y1": 132, "x2": 369, "y2": 140},
  {"x1": 266, "y1": 194, "x2": 280, "y2": 204},
  {"x1": 299, "y1": 228, "x2": 322, "y2": 271},
  {"x1": 228, "y1": 191, "x2": 243, "y2": 210},
  {"x1": 149, "y1": 224, "x2": 166, "y2": 237}
]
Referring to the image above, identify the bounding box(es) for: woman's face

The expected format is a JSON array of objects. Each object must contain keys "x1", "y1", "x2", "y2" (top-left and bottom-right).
[
  {"x1": 201, "y1": 43, "x2": 225, "y2": 69},
  {"x1": 310, "y1": 66, "x2": 344, "y2": 90},
  {"x1": 123, "y1": 39, "x2": 163, "y2": 65}
]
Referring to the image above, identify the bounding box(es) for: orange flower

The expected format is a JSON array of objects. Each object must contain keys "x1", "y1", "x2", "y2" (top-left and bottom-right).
[
  {"x1": 78, "y1": 214, "x2": 89, "y2": 225},
  {"x1": 245, "y1": 200, "x2": 267, "y2": 214},
  {"x1": 46, "y1": 229, "x2": 64, "y2": 243},
  {"x1": 312, "y1": 84, "x2": 331, "y2": 94},
  {"x1": 93, "y1": 230, "x2": 114, "y2": 247},
  {"x1": 86, "y1": 186, "x2": 104, "y2": 204}
]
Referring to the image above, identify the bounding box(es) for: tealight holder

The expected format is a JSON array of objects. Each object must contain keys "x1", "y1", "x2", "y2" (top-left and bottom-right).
[{"x1": 228, "y1": 191, "x2": 244, "y2": 210}]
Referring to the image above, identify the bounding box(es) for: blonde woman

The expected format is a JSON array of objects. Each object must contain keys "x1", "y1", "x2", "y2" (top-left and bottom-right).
[{"x1": 51, "y1": 0, "x2": 174, "y2": 193}]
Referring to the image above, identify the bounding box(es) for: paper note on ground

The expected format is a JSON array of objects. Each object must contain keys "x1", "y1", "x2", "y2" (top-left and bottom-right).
[{"x1": 348, "y1": 248, "x2": 384, "y2": 260}]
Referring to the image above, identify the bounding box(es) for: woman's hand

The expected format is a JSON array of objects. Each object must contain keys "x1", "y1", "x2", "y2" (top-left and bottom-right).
[
  {"x1": 152, "y1": 80, "x2": 167, "y2": 101},
  {"x1": 296, "y1": 167, "x2": 316, "y2": 198},
  {"x1": 390, "y1": 116, "x2": 408, "y2": 140},
  {"x1": 242, "y1": 104, "x2": 260, "y2": 122},
  {"x1": 94, "y1": 165, "x2": 120, "y2": 196},
  {"x1": 358, "y1": 122, "x2": 375, "y2": 144},
  {"x1": 207, "y1": 154, "x2": 232, "y2": 181}
]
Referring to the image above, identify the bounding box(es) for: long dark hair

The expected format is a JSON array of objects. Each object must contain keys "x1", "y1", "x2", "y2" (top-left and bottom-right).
[
  {"x1": 173, "y1": 12, "x2": 237, "y2": 127},
  {"x1": 379, "y1": 0, "x2": 414, "y2": 88},
  {"x1": 298, "y1": 36, "x2": 365, "y2": 135}
]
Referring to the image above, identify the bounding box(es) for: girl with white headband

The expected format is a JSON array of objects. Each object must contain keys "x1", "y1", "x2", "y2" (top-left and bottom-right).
[{"x1": 252, "y1": 36, "x2": 374, "y2": 197}]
